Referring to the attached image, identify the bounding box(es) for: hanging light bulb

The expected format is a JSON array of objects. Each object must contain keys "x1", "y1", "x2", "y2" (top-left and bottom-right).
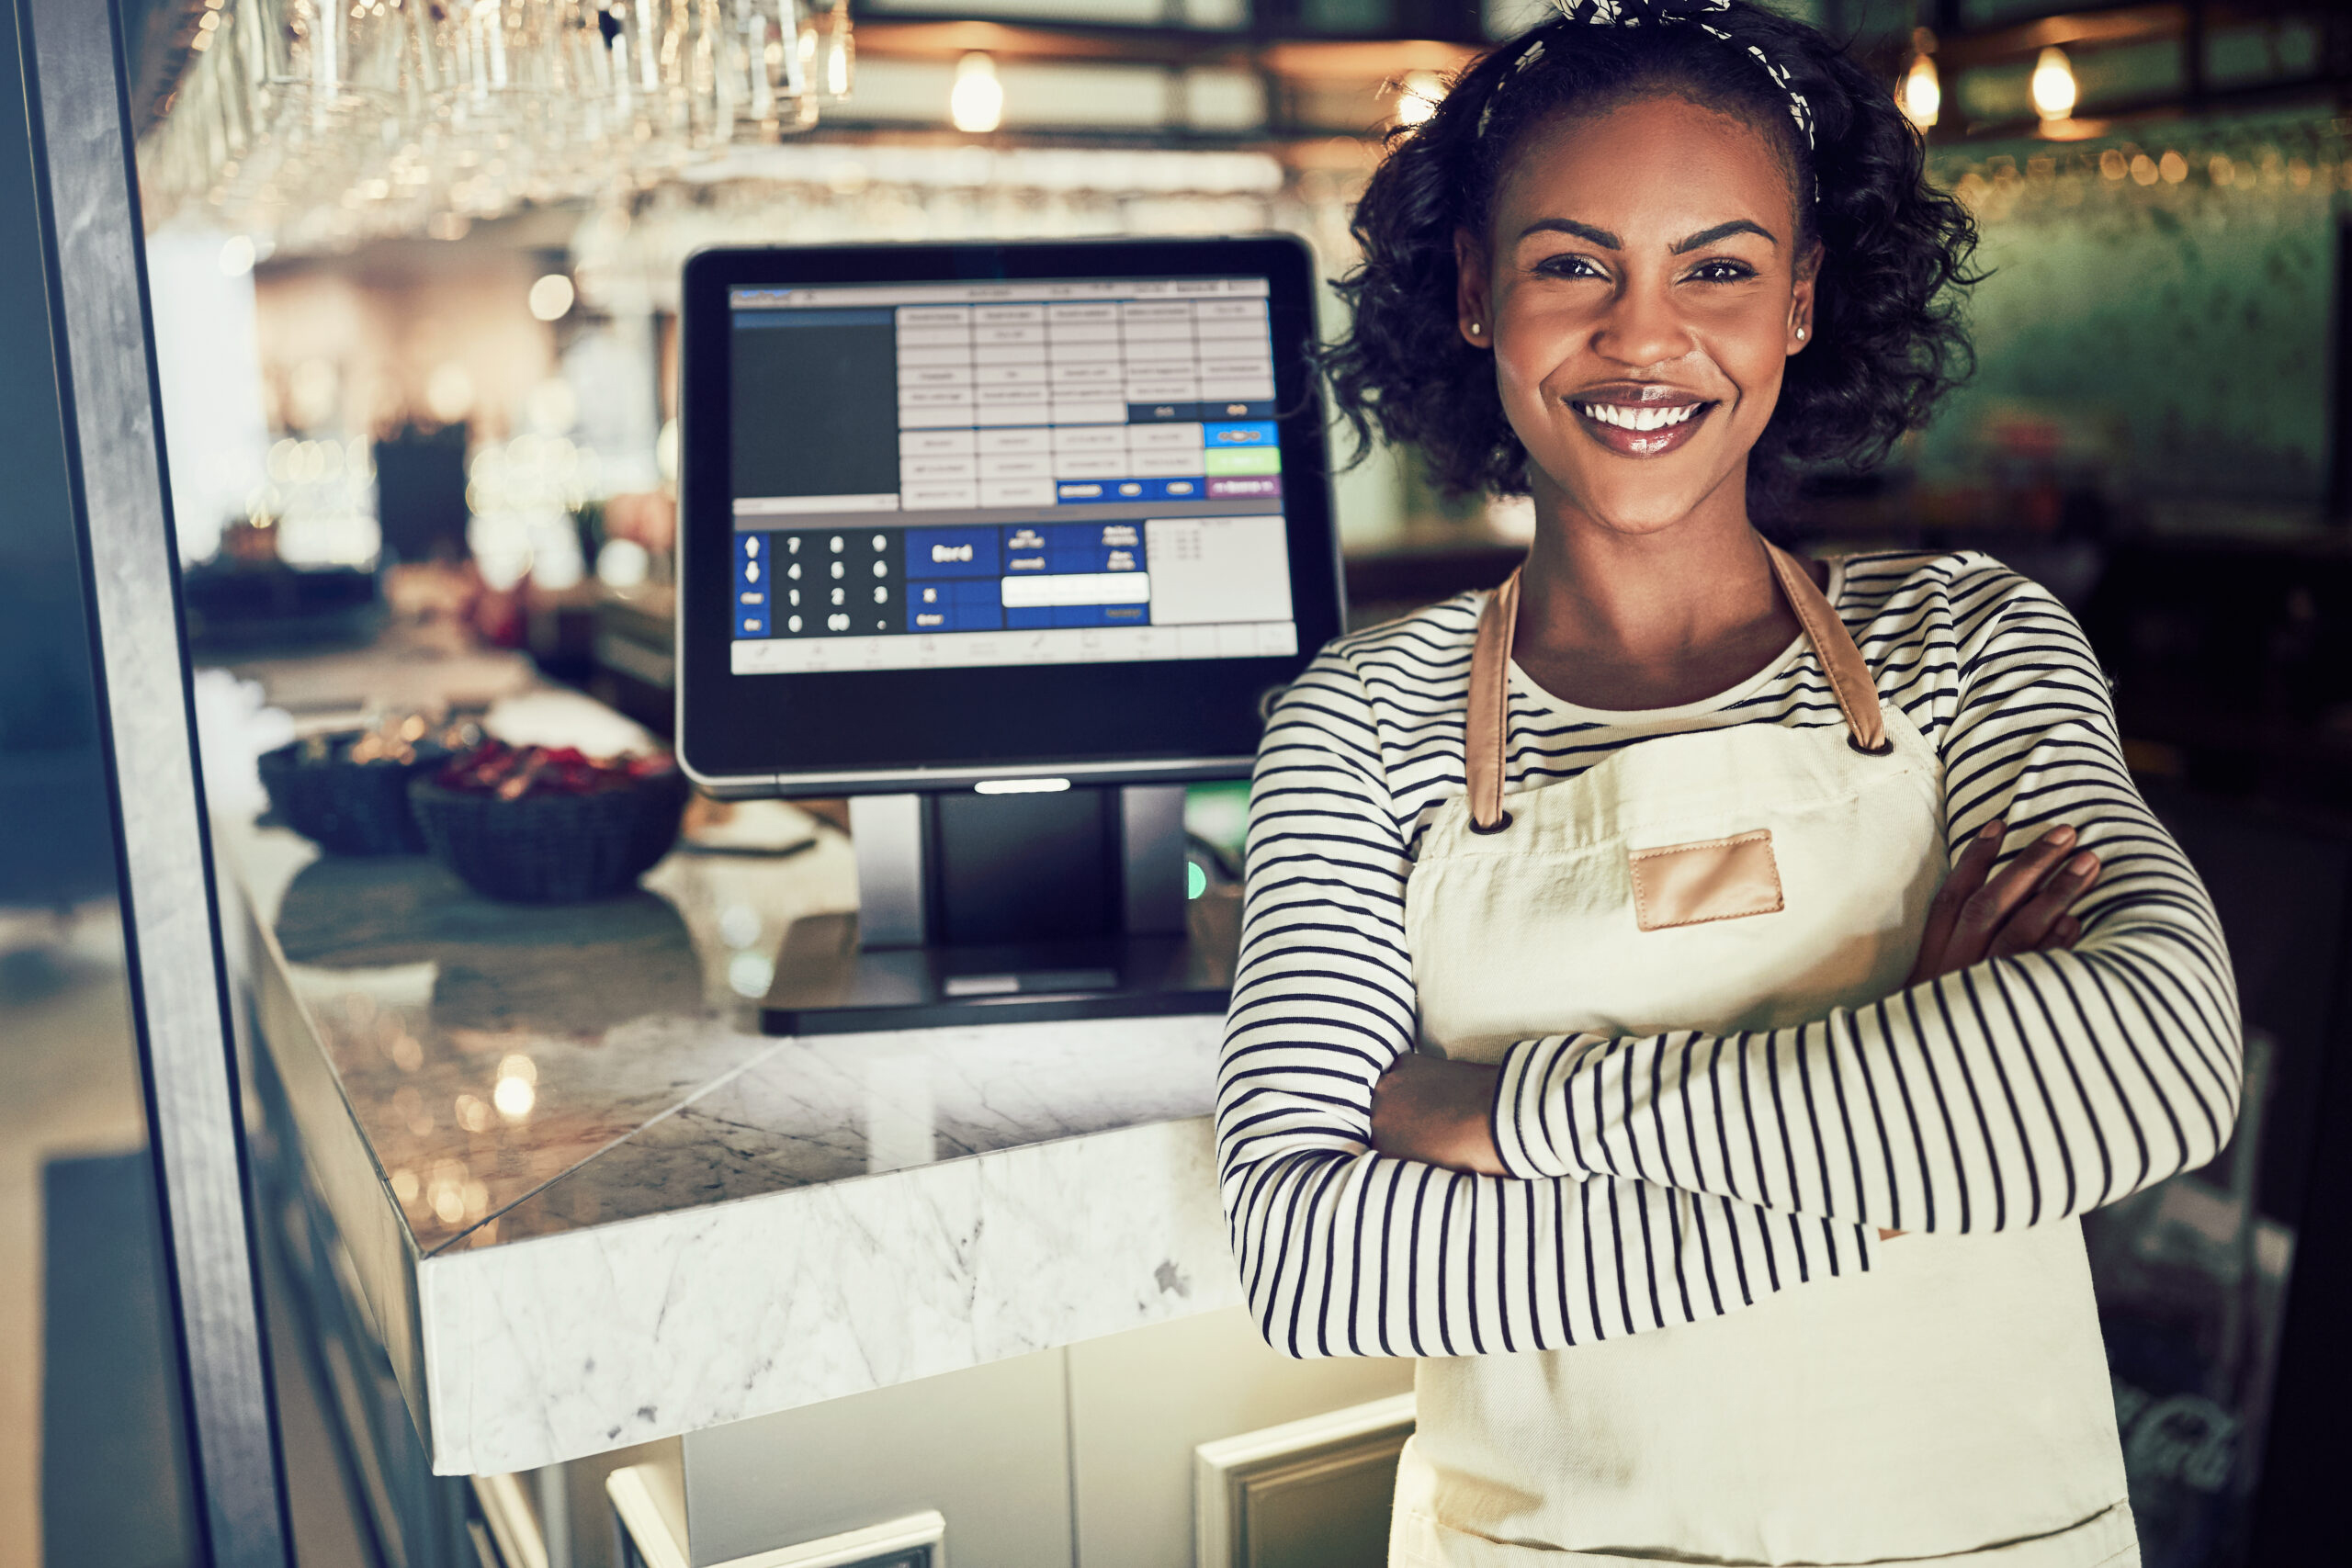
[
  {"x1": 817, "y1": 0, "x2": 853, "y2": 100},
  {"x1": 951, "y1": 51, "x2": 1003, "y2": 135},
  {"x1": 2030, "y1": 45, "x2": 2076, "y2": 123},
  {"x1": 1899, "y1": 29, "x2": 1939, "y2": 130},
  {"x1": 793, "y1": 0, "x2": 852, "y2": 109},
  {"x1": 824, "y1": 33, "x2": 852, "y2": 97},
  {"x1": 1395, "y1": 70, "x2": 1444, "y2": 128},
  {"x1": 527, "y1": 274, "x2": 575, "y2": 321}
]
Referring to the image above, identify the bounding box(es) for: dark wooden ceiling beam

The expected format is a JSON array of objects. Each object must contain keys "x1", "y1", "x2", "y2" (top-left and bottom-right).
[
  {"x1": 849, "y1": 15, "x2": 1487, "y2": 76},
  {"x1": 852, "y1": 17, "x2": 1260, "y2": 66},
  {"x1": 1935, "y1": 3, "x2": 2186, "y2": 72},
  {"x1": 1947, "y1": 68, "x2": 2350, "y2": 142},
  {"x1": 1922, "y1": 0, "x2": 2352, "y2": 143}
]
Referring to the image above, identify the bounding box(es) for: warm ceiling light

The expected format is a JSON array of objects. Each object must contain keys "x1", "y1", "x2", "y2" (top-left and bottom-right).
[
  {"x1": 815, "y1": 14, "x2": 853, "y2": 100},
  {"x1": 2030, "y1": 46, "x2": 2076, "y2": 122},
  {"x1": 527, "y1": 273, "x2": 575, "y2": 321},
  {"x1": 424, "y1": 362, "x2": 475, "y2": 424},
  {"x1": 1900, "y1": 51, "x2": 1939, "y2": 130},
  {"x1": 1395, "y1": 70, "x2": 1444, "y2": 128},
  {"x1": 950, "y1": 52, "x2": 1003, "y2": 135}
]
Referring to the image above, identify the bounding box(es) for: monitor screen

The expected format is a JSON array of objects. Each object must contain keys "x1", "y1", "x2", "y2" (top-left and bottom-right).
[
  {"x1": 725, "y1": 277, "x2": 1297, "y2": 675},
  {"x1": 678, "y1": 239, "x2": 1342, "y2": 795}
]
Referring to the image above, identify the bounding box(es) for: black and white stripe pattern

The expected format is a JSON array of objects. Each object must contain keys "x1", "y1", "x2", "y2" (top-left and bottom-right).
[{"x1": 1217, "y1": 550, "x2": 2242, "y2": 1358}]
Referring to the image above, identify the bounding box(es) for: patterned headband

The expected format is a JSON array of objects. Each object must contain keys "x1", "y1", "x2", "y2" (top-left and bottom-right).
[{"x1": 1476, "y1": 0, "x2": 1816, "y2": 161}]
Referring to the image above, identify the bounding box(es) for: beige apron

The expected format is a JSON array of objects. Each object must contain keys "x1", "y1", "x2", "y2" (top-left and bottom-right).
[{"x1": 1391, "y1": 543, "x2": 2135, "y2": 1568}]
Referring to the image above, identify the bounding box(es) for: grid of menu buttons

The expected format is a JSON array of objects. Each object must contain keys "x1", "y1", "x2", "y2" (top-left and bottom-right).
[
  {"x1": 908, "y1": 522, "x2": 1149, "y2": 631},
  {"x1": 895, "y1": 299, "x2": 1278, "y2": 512},
  {"x1": 735, "y1": 528, "x2": 898, "y2": 639}
]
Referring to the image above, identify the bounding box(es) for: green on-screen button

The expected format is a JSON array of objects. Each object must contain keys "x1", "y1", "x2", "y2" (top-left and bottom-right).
[{"x1": 1204, "y1": 447, "x2": 1281, "y2": 477}]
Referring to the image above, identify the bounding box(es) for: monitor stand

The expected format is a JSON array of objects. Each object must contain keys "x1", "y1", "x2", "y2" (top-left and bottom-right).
[{"x1": 758, "y1": 785, "x2": 1239, "y2": 1035}]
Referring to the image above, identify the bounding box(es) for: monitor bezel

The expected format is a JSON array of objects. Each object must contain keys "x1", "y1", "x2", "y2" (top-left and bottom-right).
[{"x1": 676, "y1": 235, "x2": 1345, "y2": 798}]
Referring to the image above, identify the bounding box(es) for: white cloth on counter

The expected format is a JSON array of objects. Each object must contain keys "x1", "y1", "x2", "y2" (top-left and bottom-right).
[
  {"x1": 480, "y1": 689, "x2": 659, "y2": 757},
  {"x1": 190, "y1": 667, "x2": 296, "y2": 819}
]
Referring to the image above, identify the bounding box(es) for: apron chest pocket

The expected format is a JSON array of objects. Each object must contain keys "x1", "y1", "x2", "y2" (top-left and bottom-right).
[{"x1": 1628, "y1": 829, "x2": 1783, "y2": 931}]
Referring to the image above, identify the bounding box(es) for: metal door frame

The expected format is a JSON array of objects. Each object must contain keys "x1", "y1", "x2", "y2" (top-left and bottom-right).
[{"x1": 11, "y1": 0, "x2": 293, "y2": 1561}]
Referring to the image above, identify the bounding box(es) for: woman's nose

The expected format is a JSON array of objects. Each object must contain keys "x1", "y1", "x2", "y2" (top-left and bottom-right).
[{"x1": 1591, "y1": 281, "x2": 1693, "y2": 370}]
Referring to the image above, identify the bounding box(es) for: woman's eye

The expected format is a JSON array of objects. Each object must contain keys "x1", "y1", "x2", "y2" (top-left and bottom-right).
[
  {"x1": 1533, "y1": 254, "x2": 1607, "y2": 280},
  {"x1": 1687, "y1": 259, "x2": 1757, "y2": 283}
]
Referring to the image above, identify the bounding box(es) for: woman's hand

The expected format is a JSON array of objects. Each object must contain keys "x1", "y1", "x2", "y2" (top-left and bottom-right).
[
  {"x1": 1881, "y1": 818, "x2": 2099, "y2": 1242},
  {"x1": 1370, "y1": 1053, "x2": 1509, "y2": 1176},
  {"x1": 1907, "y1": 818, "x2": 2101, "y2": 987}
]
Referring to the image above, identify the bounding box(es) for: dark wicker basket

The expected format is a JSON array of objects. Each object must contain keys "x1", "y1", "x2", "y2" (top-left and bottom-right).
[
  {"x1": 257, "y1": 734, "x2": 441, "y2": 855},
  {"x1": 406, "y1": 770, "x2": 691, "y2": 903}
]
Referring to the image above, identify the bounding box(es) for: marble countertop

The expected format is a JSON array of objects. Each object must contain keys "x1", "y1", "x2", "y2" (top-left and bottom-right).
[{"x1": 217, "y1": 672, "x2": 1238, "y2": 1477}]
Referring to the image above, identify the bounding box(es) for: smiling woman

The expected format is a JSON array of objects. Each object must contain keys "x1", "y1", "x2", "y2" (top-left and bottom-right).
[
  {"x1": 1463, "y1": 97, "x2": 1817, "y2": 551},
  {"x1": 1222, "y1": 3, "x2": 2241, "y2": 1567},
  {"x1": 1324, "y1": 0, "x2": 1978, "y2": 525}
]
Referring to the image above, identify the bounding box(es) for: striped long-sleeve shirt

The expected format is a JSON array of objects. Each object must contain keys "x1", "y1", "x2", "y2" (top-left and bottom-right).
[{"x1": 1217, "y1": 549, "x2": 2242, "y2": 1359}]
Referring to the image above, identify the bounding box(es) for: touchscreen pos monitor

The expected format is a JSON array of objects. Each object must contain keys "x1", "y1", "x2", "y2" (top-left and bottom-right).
[{"x1": 678, "y1": 237, "x2": 1343, "y2": 1033}]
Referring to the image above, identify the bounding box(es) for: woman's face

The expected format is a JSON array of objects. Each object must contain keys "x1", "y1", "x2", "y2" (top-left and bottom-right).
[{"x1": 1458, "y1": 93, "x2": 1818, "y2": 537}]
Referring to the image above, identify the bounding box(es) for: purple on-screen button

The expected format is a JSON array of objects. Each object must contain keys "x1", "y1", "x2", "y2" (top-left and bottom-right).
[{"x1": 1206, "y1": 477, "x2": 1282, "y2": 500}]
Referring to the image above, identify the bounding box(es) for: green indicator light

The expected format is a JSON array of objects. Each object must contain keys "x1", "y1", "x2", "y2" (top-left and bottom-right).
[{"x1": 1186, "y1": 862, "x2": 1208, "y2": 900}]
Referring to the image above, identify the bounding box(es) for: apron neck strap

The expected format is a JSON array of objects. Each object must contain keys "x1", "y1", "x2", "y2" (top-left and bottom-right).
[
  {"x1": 1464, "y1": 539, "x2": 1888, "y2": 834},
  {"x1": 1466, "y1": 568, "x2": 1523, "y2": 833},
  {"x1": 1760, "y1": 540, "x2": 1889, "y2": 757}
]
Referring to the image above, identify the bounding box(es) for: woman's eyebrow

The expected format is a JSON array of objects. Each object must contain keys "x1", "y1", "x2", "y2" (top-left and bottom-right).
[
  {"x1": 1670, "y1": 219, "x2": 1778, "y2": 252},
  {"x1": 1519, "y1": 217, "x2": 1621, "y2": 248},
  {"x1": 1515, "y1": 217, "x2": 1779, "y2": 252}
]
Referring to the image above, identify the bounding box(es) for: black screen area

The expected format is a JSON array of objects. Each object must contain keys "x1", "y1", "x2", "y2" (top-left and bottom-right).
[{"x1": 730, "y1": 313, "x2": 899, "y2": 500}]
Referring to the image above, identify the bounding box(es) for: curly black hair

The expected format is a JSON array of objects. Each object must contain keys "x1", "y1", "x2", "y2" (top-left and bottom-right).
[{"x1": 1321, "y1": 0, "x2": 1980, "y2": 516}]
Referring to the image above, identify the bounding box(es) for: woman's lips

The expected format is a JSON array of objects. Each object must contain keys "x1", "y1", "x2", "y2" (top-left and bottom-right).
[{"x1": 1570, "y1": 397, "x2": 1714, "y2": 457}]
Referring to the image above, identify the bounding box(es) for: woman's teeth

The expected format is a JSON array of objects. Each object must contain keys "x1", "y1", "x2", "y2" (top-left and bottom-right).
[{"x1": 1577, "y1": 401, "x2": 1702, "y2": 431}]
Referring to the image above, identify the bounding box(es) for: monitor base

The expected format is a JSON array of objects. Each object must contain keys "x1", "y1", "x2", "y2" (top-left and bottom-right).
[{"x1": 758, "y1": 889, "x2": 1239, "y2": 1036}]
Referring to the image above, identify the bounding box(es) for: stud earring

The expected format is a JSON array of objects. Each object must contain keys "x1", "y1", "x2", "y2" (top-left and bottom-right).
[
  {"x1": 1796, "y1": 326, "x2": 1807, "y2": 340},
  {"x1": 1468, "y1": 321, "x2": 1483, "y2": 337}
]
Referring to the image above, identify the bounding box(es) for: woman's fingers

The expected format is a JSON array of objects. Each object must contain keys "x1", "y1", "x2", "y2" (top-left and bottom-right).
[
  {"x1": 1910, "y1": 822, "x2": 2095, "y2": 987},
  {"x1": 1944, "y1": 824, "x2": 2081, "y2": 967},
  {"x1": 2038, "y1": 913, "x2": 2081, "y2": 952},
  {"x1": 1908, "y1": 819, "x2": 2006, "y2": 984},
  {"x1": 1987, "y1": 852, "x2": 2100, "y2": 958}
]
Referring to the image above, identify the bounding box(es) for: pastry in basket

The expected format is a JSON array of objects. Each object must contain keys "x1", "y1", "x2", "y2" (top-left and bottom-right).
[
  {"x1": 257, "y1": 716, "x2": 479, "y2": 855},
  {"x1": 409, "y1": 740, "x2": 691, "y2": 903}
]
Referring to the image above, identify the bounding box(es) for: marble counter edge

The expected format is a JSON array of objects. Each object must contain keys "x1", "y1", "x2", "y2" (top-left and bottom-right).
[
  {"x1": 418, "y1": 1111, "x2": 1244, "y2": 1476},
  {"x1": 241, "y1": 882, "x2": 439, "y2": 1451}
]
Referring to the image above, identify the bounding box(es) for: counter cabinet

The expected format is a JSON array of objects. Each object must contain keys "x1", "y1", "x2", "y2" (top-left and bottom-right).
[
  {"x1": 219, "y1": 722, "x2": 1408, "y2": 1567},
  {"x1": 596, "y1": 1307, "x2": 1412, "y2": 1568}
]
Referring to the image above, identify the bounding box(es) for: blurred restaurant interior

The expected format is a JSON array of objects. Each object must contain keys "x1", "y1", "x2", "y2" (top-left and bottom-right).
[{"x1": 7, "y1": 0, "x2": 2352, "y2": 1566}]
